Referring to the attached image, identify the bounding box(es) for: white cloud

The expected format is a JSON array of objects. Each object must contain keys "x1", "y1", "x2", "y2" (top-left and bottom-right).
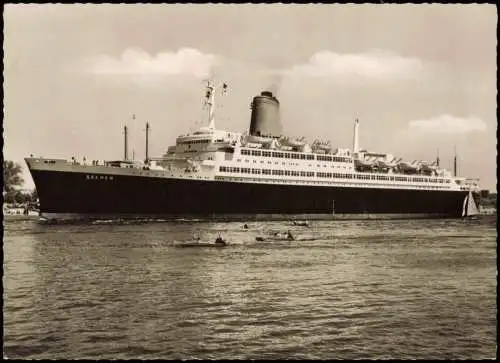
[
  {"x1": 408, "y1": 114, "x2": 487, "y2": 134},
  {"x1": 285, "y1": 49, "x2": 423, "y2": 80},
  {"x1": 84, "y1": 47, "x2": 218, "y2": 79}
]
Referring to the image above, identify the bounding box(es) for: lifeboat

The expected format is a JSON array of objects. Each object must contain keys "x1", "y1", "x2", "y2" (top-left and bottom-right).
[
  {"x1": 397, "y1": 160, "x2": 421, "y2": 173},
  {"x1": 377, "y1": 157, "x2": 402, "y2": 169},
  {"x1": 355, "y1": 156, "x2": 376, "y2": 166},
  {"x1": 419, "y1": 161, "x2": 439, "y2": 175},
  {"x1": 279, "y1": 136, "x2": 306, "y2": 148},
  {"x1": 246, "y1": 135, "x2": 275, "y2": 145},
  {"x1": 312, "y1": 140, "x2": 332, "y2": 153}
]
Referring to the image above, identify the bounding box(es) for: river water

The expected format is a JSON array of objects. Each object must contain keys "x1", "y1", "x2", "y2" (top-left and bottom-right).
[{"x1": 3, "y1": 216, "x2": 497, "y2": 359}]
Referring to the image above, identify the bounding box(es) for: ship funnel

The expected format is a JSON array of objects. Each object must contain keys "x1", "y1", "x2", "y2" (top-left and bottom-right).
[
  {"x1": 353, "y1": 118, "x2": 360, "y2": 153},
  {"x1": 249, "y1": 91, "x2": 282, "y2": 137}
]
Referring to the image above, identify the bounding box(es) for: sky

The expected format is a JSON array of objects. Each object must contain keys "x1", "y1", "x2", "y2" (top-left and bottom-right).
[{"x1": 3, "y1": 4, "x2": 497, "y2": 191}]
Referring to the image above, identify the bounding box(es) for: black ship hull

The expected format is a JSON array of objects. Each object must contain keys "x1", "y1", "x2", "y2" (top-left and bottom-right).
[{"x1": 29, "y1": 169, "x2": 473, "y2": 221}]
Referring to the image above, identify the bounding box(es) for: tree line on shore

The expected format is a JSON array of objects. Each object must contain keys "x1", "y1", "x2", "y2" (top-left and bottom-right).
[{"x1": 3, "y1": 160, "x2": 38, "y2": 205}]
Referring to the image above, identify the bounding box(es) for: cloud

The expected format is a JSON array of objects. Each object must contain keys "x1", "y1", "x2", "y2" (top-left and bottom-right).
[
  {"x1": 408, "y1": 114, "x2": 487, "y2": 134},
  {"x1": 84, "y1": 47, "x2": 218, "y2": 79},
  {"x1": 284, "y1": 49, "x2": 423, "y2": 80}
]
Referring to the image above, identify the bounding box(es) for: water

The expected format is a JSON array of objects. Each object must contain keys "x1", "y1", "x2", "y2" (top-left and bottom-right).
[{"x1": 3, "y1": 217, "x2": 497, "y2": 359}]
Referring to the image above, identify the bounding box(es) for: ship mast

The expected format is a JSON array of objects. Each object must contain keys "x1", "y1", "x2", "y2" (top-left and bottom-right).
[
  {"x1": 145, "y1": 122, "x2": 150, "y2": 164},
  {"x1": 453, "y1": 146, "x2": 457, "y2": 177},
  {"x1": 205, "y1": 80, "x2": 216, "y2": 129},
  {"x1": 123, "y1": 125, "x2": 128, "y2": 161},
  {"x1": 203, "y1": 80, "x2": 227, "y2": 130},
  {"x1": 353, "y1": 118, "x2": 360, "y2": 154}
]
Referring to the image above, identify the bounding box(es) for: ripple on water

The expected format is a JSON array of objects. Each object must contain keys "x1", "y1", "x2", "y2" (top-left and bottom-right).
[{"x1": 2, "y1": 217, "x2": 497, "y2": 359}]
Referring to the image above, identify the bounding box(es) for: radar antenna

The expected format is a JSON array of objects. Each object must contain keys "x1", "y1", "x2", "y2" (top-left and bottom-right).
[{"x1": 203, "y1": 80, "x2": 228, "y2": 130}]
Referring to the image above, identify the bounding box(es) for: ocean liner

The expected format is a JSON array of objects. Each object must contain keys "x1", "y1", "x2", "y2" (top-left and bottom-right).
[{"x1": 25, "y1": 80, "x2": 481, "y2": 221}]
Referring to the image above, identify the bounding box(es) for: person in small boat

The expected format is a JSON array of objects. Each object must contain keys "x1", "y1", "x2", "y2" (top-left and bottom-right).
[
  {"x1": 287, "y1": 230, "x2": 295, "y2": 240},
  {"x1": 215, "y1": 233, "x2": 226, "y2": 245},
  {"x1": 243, "y1": 223, "x2": 248, "y2": 229}
]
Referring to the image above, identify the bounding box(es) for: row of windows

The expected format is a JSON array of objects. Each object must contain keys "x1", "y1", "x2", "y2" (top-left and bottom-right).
[
  {"x1": 219, "y1": 166, "x2": 451, "y2": 184},
  {"x1": 86, "y1": 174, "x2": 114, "y2": 180},
  {"x1": 316, "y1": 155, "x2": 350, "y2": 163},
  {"x1": 317, "y1": 172, "x2": 352, "y2": 179},
  {"x1": 220, "y1": 166, "x2": 315, "y2": 177},
  {"x1": 220, "y1": 166, "x2": 260, "y2": 174},
  {"x1": 178, "y1": 139, "x2": 210, "y2": 145},
  {"x1": 240, "y1": 148, "x2": 351, "y2": 162}
]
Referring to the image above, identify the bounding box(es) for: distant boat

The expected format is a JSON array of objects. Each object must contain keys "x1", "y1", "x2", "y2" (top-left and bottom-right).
[
  {"x1": 174, "y1": 235, "x2": 228, "y2": 248},
  {"x1": 462, "y1": 190, "x2": 480, "y2": 218},
  {"x1": 293, "y1": 220, "x2": 309, "y2": 227},
  {"x1": 256, "y1": 231, "x2": 295, "y2": 241}
]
